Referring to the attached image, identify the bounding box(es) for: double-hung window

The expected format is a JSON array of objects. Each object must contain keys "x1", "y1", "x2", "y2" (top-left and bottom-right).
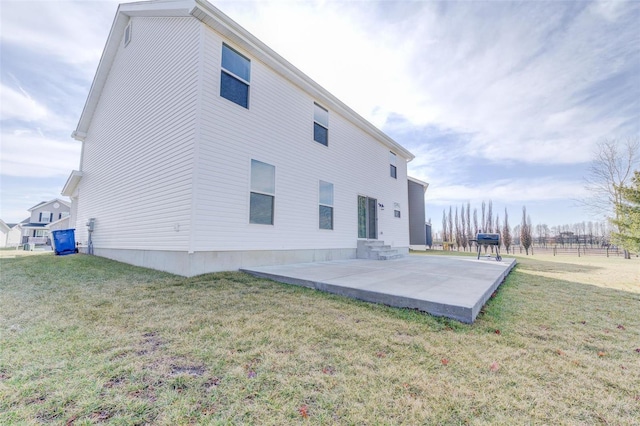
[
  {"x1": 250, "y1": 160, "x2": 275, "y2": 225},
  {"x1": 389, "y1": 152, "x2": 397, "y2": 179},
  {"x1": 319, "y1": 181, "x2": 334, "y2": 230},
  {"x1": 221, "y1": 44, "x2": 251, "y2": 108},
  {"x1": 313, "y1": 103, "x2": 329, "y2": 146},
  {"x1": 39, "y1": 211, "x2": 52, "y2": 223}
]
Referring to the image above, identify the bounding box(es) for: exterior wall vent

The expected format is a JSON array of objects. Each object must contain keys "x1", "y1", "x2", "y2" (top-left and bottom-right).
[{"x1": 124, "y1": 22, "x2": 132, "y2": 46}]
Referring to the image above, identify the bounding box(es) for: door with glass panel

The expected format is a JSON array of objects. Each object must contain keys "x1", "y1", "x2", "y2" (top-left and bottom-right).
[{"x1": 357, "y1": 196, "x2": 377, "y2": 239}]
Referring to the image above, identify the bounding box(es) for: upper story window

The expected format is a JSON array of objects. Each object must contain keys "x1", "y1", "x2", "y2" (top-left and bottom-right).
[
  {"x1": 389, "y1": 152, "x2": 397, "y2": 179},
  {"x1": 250, "y1": 160, "x2": 275, "y2": 225},
  {"x1": 319, "y1": 180, "x2": 334, "y2": 230},
  {"x1": 221, "y1": 44, "x2": 251, "y2": 108},
  {"x1": 59, "y1": 212, "x2": 70, "y2": 220},
  {"x1": 313, "y1": 103, "x2": 329, "y2": 146},
  {"x1": 39, "y1": 211, "x2": 52, "y2": 223}
]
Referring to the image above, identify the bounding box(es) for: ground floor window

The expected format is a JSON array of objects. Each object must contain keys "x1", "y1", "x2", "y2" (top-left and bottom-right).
[
  {"x1": 319, "y1": 181, "x2": 334, "y2": 230},
  {"x1": 250, "y1": 159, "x2": 275, "y2": 225}
]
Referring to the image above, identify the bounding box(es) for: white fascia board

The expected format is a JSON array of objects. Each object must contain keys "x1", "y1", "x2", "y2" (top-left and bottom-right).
[
  {"x1": 74, "y1": 0, "x2": 415, "y2": 161},
  {"x1": 191, "y1": 0, "x2": 415, "y2": 161},
  {"x1": 61, "y1": 170, "x2": 84, "y2": 197}
]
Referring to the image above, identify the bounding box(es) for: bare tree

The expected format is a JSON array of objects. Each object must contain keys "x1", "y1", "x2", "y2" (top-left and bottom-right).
[
  {"x1": 495, "y1": 214, "x2": 501, "y2": 251},
  {"x1": 503, "y1": 208, "x2": 512, "y2": 254},
  {"x1": 442, "y1": 210, "x2": 447, "y2": 243},
  {"x1": 454, "y1": 207, "x2": 461, "y2": 250},
  {"x1": 466, "y1": 202, "x2": 472, "y2": 251},
  {"x1": 448, "y1": 206, "x2": 454, "y2": 244},
  {"x1": 460, "y1": 204, "x2": 468, "y2": 251},
  {"x1": 521, "y1": 206, "x2": 533, "y2": 255},
  {"x1": 582, "y1": 138, "x2": 639, "y2": 221},
  {"x1": 473, "y1": 208, "x2": 479, "y2": 250},
  {"x1": 486, "y1": 200, "x2": 494, "y2": 252},
  {"x1": 513, "y1": 224, "x2": 521, "y2": 247}
]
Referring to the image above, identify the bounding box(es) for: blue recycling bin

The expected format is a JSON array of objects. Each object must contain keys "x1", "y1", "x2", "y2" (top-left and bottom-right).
[{"x1": 51, "y1": 229, "x2": 77, "y2": 256}]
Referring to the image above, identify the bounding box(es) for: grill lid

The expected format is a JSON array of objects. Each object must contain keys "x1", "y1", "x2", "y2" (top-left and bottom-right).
[{"x1": 476, "y1": 233, "x2": 500, "y2": 245}]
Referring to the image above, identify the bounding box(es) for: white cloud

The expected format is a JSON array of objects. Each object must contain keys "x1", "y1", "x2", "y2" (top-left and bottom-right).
[
  {"x1": 591, "y1": 0, "x2": 627, "y2": 22},
  {"x1": 0, "y1": 83, "x2": 50, "y2": 122},
  {"x1": 1, "y1": 0, "x2": 634, "y2": 226},
  {"x1": 425, "y1": 178, "x2": 588, "y2": 206},
  {"x1": 224, "y1": 1, "x2": 638, "y2": 165},
  {"x1": 1, "y1": 130, "x2": 81, "y2": 177},
  {"x1": 0, "y1": 0, "x2": 117, "y2": 76}
]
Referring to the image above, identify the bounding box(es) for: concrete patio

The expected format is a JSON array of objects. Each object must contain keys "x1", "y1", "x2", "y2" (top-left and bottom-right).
[{"x1": 242, "y1": 254, "x2": 517, "y2": 323}]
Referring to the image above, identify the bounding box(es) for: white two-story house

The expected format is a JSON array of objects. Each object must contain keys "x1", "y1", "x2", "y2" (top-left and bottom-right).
[
  {"x1": 63, "y1": 0, "x2": 426, "y2": 276},
  {"x1": 20, "y1": 199, "x2": 71, "y2": 247}
]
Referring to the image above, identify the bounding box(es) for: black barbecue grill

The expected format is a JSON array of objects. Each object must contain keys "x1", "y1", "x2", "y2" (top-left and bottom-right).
[{"x1": 475, "y1": 233, "x2": 502, "y2": 261}]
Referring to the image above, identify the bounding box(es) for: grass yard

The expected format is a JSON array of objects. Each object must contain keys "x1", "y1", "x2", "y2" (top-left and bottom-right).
[{"x1": 1, "y1": 253, "x2": 638, "y2": 425}]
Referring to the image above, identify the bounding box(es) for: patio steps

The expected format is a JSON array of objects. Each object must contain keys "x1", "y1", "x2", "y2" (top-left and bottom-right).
[{"x1": 357, "y1": 240, "x2": 404, "y2": 260}]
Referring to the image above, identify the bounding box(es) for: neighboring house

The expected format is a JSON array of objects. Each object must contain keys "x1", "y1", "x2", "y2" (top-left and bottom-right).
[
  {"x1": 5, "y1": 222, "x2": 23, "y2": 247},
  {"x1": 21, "y1": 199, "x2": 71, "y2": 246},
  {"x1": 63, "y1": 0, "x2": 427, "y2": 276},
  {"x1": 408, "y1": 177, "x2": 430, "y2": 248},
  {"x1": 0, "y1": 220, "x2": 10, "y2": 248}
]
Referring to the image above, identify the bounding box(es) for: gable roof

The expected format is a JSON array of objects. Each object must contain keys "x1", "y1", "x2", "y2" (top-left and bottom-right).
[
  {"x1": 27, "y1": 199, "x2": 71, "y2": 211},
  {"x1": 0, "y1": 219, "x2": 9, "y2": 232},
  {"x1": 72, "y1": 0, "x2": 414, "y2": 161}
]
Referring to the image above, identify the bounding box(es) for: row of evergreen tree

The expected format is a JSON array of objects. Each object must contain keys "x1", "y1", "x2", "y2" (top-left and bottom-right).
[{"x1": 440, "y1": 201, "x2": 534, "y2": 254}]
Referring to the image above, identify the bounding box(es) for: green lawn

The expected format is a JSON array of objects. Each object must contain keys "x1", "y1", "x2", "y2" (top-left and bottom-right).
[{"x1": 1, "y1": 253, "x2": 638, "y2": 425}]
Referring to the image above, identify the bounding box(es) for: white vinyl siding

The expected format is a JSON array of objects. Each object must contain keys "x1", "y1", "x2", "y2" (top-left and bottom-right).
[
  {"x1": 29, "y1": 201, "x2": 71, "y2": 224},
  {"x1": 193, "y1": 24, "x2": 410, "y2": 251},
  {"x1": 74, "y1": 17, "x2": 200, "y2": 250},
  {"x1": 74, "y1": 12, "x2": 411, "y2": 259}
]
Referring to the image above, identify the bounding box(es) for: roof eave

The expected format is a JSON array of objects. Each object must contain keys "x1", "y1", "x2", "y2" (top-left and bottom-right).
[
  {"x1": 73, "y1": 1, "x2": 195, "y2": 138},
  {"x1": 408, "y1": 176, "x2": 429, "y2": 192},
  {"x1": 191, "y1": 0, "x2": 414, "y2": 160},
  {"x1": 61, "y1": 170, "x2": 84, "y2": 197},
  {"x1": 74, "y1": 0, "x2": 415, "y2": 161}
]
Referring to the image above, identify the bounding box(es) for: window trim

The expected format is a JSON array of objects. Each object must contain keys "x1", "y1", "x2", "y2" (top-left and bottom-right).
[
  {"x1": 249, "y1": 159, "x2": 275, "y2": 225},
  {"x1": 313, "y1": 103, "x2": 329, "y2": 146},
  {"x1": 221, "y1": 43, "x2": 251, "y2": 108},
  {"x1": 39, "y1": 211, "x2": 52, "y2": 223},
  {"x1": 389, "y1": 151, "x2": 397, "y2": 179},
  {"x1": 319, "y1": 180, "x2": 334, "y2": 230}
]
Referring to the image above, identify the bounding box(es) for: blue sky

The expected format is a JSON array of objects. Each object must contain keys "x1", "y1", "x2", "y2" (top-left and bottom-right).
[{"x1": 1, "y1": 0, "x2": 639, "y2": 230}]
